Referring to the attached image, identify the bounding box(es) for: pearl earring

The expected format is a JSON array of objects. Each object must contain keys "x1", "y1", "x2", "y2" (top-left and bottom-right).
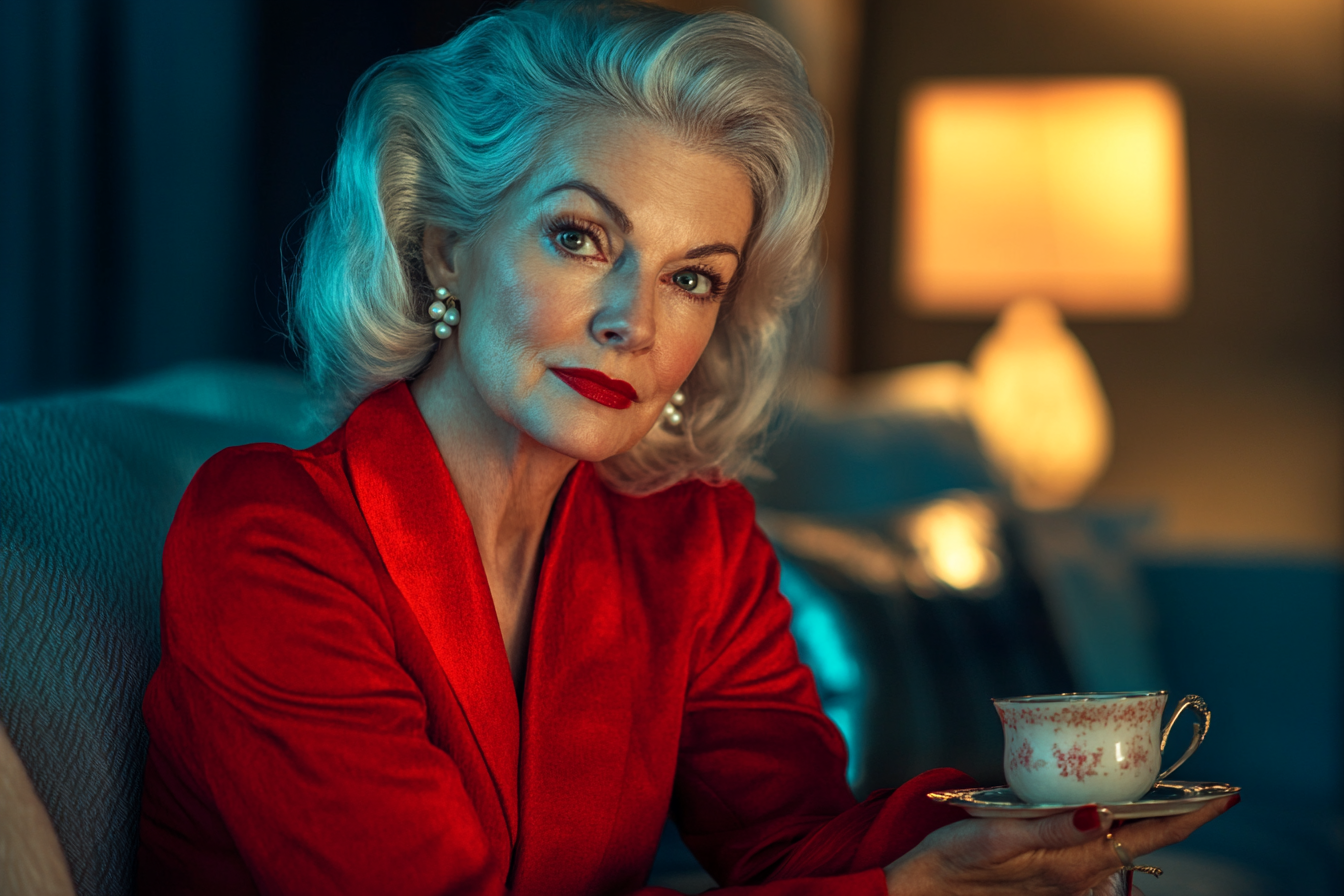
[
  {"x1": 661, "y1": 389, "x2": 686, "y2": 428},
  {"x1": 429, "y1": 286, "x2": 459, "y2": 339}
]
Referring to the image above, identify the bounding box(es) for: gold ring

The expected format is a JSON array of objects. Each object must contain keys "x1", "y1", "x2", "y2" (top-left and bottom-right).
[{"x1": 1106, "y1": 832, "x2": 1163, "y2": 878}]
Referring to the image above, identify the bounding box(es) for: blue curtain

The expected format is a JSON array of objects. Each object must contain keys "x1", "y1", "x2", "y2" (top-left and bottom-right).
[
  {"x1": 0, "y1": 0, "x2": 504, "y2": 402},
  {"x1": 0, "y1": 0, "x2": 257, "y2": 400}
]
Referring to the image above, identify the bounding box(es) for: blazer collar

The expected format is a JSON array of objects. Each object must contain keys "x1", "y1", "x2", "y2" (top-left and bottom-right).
[
  {"x1": 342, "y1": 382, "x2": 521, "y2": 844},
  {"x1": 341, "y1": 382, "x2": 636, "y2": 884},
  {"x1": 511, "y1": 458, "x2": 635, "y2": 893}
]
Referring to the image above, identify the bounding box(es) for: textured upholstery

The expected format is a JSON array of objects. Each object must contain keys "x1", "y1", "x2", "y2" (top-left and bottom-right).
[{"x1": 0, "y1": 363, "x2": 317, "y2": 896}]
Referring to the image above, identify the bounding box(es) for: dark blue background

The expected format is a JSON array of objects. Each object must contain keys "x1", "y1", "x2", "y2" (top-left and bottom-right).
[{"x1": 0, "y1": 0, "x2": 505, "y2": 400}]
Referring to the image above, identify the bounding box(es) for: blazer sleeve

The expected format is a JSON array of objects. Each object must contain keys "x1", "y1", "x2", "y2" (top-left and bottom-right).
[
  {"x1": 140, "y1": 447, "x2": 500, "y2": 896},
  {"x1": 669, "y1": 483, "x2": 975, "y2": 895}
]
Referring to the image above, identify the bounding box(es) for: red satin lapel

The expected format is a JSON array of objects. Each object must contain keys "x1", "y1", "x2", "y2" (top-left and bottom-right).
[
  {"x1": 512, "y1": 463, "x2": 635, "y2": 895},
  {"x1": 342, "y1": 385, "x2": 635, "y2": 886},
  {"x1": 343, "y1": 383, "x2": 520, "y2": 845}
]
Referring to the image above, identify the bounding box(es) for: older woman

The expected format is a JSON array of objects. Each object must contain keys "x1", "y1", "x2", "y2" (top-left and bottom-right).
[{"x1": 136, "y1": 2, "x2": 1230, "y2": 894}]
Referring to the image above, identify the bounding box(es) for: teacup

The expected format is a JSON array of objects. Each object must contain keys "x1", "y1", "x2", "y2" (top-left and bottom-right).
[{"x1": 993, "y1": 691, "x2": 1210, "y2": 805}]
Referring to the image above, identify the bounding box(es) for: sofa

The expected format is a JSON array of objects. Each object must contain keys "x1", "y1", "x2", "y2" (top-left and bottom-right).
[
  {"x1": 1, "y1": 362, "x2": 1337, "y2": 894},
  {"x1": 0, "y1": 363, "x2": 322, "y2": 893}
]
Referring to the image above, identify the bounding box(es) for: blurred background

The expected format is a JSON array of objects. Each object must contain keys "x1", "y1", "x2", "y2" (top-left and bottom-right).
[
  {"x1": 0, "y1": 0, "x2": 1339, "y2": 894},
  {"x1": 2, "y1": 0, "x2": 1338, "y2": 548}
]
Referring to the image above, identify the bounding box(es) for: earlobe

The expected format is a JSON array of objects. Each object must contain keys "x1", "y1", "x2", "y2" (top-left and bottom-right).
[{"x1": 422, "y1": 225, "x2": 462, "y2": 340}]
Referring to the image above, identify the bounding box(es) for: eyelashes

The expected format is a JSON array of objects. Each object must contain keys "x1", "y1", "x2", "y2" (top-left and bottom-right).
[
  {"x1": 670, "y1": 264, "x2": 728, "y2": 300},
  {"x1": 546, "y1": 215, "x2": 606, "y2": 259},
  {"x1": 543, "y1": 215, "x2": 728, "y2": 301}
]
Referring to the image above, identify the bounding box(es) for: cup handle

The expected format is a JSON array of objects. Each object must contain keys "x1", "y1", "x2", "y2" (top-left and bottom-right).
[{"x1": 1155, "y1": 694, "x2": 1210, "y2": 784}]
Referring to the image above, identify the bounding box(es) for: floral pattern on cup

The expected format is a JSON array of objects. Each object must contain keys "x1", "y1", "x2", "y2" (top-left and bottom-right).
[
  {"x1": 997, "y1": 697, "x2": 1164, "y2": 732},
  {"x1": 993, "y1": 692, "x2": 1209, "y2": 805}
]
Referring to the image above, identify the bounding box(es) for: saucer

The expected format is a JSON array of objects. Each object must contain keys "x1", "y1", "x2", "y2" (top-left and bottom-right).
[{"x1": 927, "y1": 781, "x2": 1241, "y2": 819}]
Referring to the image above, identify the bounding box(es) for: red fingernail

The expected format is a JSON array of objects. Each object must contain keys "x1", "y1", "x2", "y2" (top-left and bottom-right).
[
  {"x1": 1222, "y1": 793, "x2": 1241, "y2": 812},
  {"x1": 1072, "y1": 805, "x2": 1100, "y2": 831}
]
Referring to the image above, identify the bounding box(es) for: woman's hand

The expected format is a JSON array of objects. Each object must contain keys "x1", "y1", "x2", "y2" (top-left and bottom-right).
[{"x1": 884, "y1": 794, "x2": 1238, "y2": 896}]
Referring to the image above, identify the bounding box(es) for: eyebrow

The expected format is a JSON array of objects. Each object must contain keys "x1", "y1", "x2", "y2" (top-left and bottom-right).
[
  {"x1": 541, "y1": 180, "x2": 633, "y2": 234},
  {"x1": 539, "y1": 180, "x2": 743, "y2": 263},
  {"x1": 686, "y1": 242, "x2": 741, "y2": 262}
]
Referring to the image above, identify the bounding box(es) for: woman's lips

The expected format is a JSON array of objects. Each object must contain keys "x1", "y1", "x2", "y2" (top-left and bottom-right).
[{"x1": 551, "y1": 368, "x2": 639, "y2": 410}]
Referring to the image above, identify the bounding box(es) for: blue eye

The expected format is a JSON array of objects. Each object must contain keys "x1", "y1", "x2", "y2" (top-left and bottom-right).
[
  {"x1": 554, "y1": 226, "x2": 600, "y2": 257},
  {"x1": 672, "y1": 269, "x2": 713, "y2": 296}
]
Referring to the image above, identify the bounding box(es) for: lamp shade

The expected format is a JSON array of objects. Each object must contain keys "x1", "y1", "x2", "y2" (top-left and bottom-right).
[{"x1": 900, "y1": 78, "x2": 1187, "y2": 317}]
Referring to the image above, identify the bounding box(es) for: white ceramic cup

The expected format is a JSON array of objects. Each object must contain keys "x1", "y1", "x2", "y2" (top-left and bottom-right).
[{"x1": 993, "y1": 691, "x2": 1210, "y2": 805}]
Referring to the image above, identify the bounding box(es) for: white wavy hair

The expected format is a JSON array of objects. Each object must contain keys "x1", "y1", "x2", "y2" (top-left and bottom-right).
[{"x1": 290, "y1": 0, "x2": 832, "y2": 494}]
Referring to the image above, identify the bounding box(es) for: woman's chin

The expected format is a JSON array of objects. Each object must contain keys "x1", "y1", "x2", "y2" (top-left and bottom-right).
[{"x1": 525, "y1": 413, "x2": 651, "y2": 464}]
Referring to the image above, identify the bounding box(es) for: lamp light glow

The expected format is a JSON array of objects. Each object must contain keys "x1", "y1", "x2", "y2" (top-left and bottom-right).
[
  {"x1": 968, "y1": 297, "x2": 1113, "y2": 510},
  {"x1": 900, "y1": 78, "x2": 1188, "y2": 317},
  {"x1": 903, "y1": 493, "x2": 1004, "y2": 595}
]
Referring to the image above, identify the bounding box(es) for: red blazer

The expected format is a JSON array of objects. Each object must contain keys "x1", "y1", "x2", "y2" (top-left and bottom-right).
[{"x1": 138, "y1": 382, "x2": 971, "y2": 895}]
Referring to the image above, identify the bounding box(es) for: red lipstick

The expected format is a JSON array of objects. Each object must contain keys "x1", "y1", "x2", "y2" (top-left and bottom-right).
[{"x1": 551, "y1": 367, "x2": 638, "y2": 410}]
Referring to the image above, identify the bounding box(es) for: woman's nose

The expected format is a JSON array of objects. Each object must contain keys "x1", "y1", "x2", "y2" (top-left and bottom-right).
[{"x1": 590, "y1": 270, "x2": 655, "y2": 352}]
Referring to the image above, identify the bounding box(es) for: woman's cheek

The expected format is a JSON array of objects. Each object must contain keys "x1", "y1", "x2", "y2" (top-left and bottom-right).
[
  {"x1": 509, "y1": 271, "x2": 592, "y2": 348},
  {"x1": 663, "y1": 306, "x2": 718, "y2": 381}
]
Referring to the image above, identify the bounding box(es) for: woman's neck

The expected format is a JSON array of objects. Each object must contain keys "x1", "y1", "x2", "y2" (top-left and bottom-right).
[{"x1": 409, "y1": 350, "x2": 577, "y2": 694}]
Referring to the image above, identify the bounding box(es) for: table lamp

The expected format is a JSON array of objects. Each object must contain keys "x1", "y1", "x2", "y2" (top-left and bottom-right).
[{"x1": 898, "y1": 78, "x2": 1188, "y2": 509}]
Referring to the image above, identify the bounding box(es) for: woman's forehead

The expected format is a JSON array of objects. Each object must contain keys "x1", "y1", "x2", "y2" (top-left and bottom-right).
[{"x1": 515, "y1": 118, "x2": 752, "y2": 232}]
